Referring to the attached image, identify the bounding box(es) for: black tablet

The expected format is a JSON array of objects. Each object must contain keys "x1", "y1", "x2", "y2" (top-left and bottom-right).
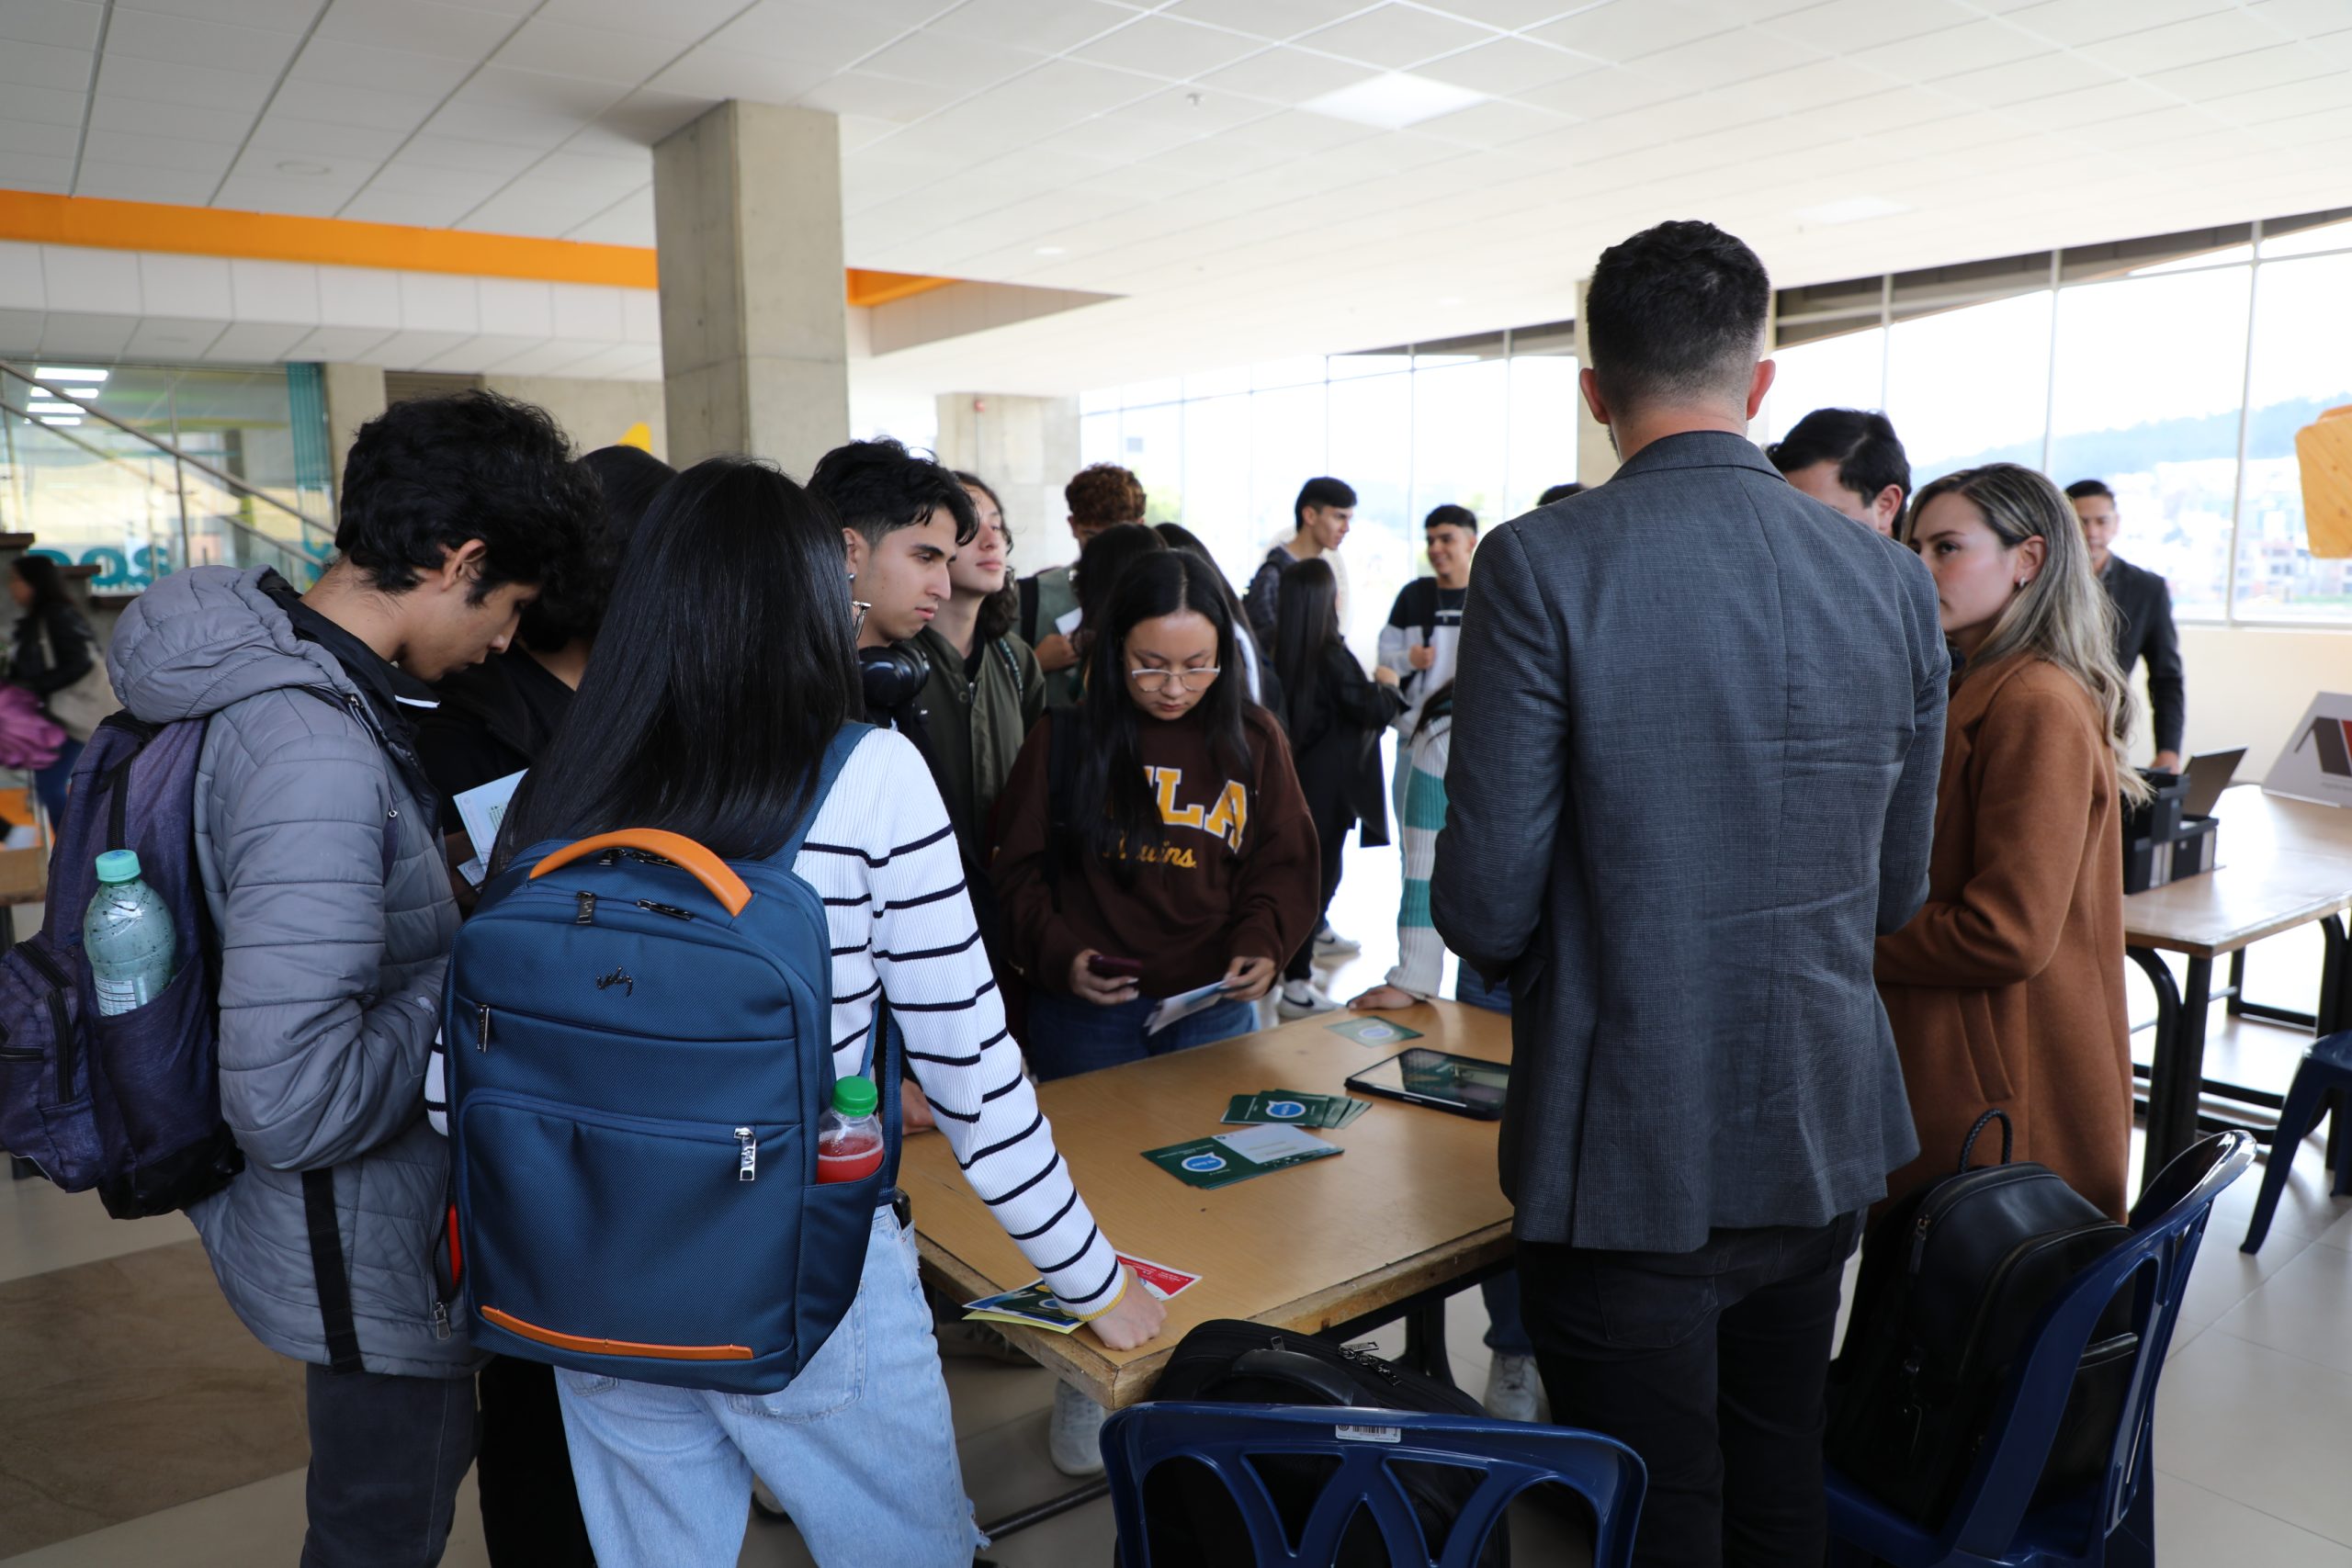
[{"x1": 1344, "y1": 1047, "x2": 1510, "y2": 1121}]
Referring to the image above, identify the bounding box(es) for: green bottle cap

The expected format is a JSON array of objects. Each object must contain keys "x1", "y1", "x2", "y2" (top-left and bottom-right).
[
  {"x1": 831, "y1": 1076, "x2": 878, "y2": 1119},
  {"x1": 95, "y1": 850, "x2": 142, "y2": 886}
]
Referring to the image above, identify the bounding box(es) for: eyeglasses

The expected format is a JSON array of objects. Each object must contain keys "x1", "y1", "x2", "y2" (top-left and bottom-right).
[{"x1": 1127, "y1": 666, "x2": 1221, "y2": 694}]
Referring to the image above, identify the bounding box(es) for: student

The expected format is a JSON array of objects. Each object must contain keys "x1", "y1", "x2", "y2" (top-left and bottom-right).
[
  {"x1": 1881, "y1": 465, "x2": 2142, "y2": 1221},
  {"x1": 1766, "y1": 407, "x2": 1911, "y2": 536},
  {"x1": 1021, "y1": 463, "x2": 1148, "y2": 705},
  {"x1": 924, "y1": 469, "x2": 1047, "y2": 838},
  {"x1": 6, "y1": 554, "x2": 107, "y2": 821},
  {"x1": 1536, "y1": 482, "x2": 1585, "y2": 506},
  {"x1": 2065, "y1": 479, "x2": 2184, "y2": 771},
  {"x1": 1071, "y1": 522, "x2": 1168, "y2": 662},
  {"x1": 414, "y1": 440, "x2": 665, "y2": 1568},
  {"x1": 106, "y1": 392, "x2": 601, "y2": 1567},
  {"x1": 1433, "y1": 220, "x2": 1946, "y2": 1568},
  {"x1": 1244, "y1": 475, "x2": 1354, "y2": 649},
  {"x1": 1154, "y1": 522, "x2": 1282, "y2": 716},
  {"x1": 995, "y1": 549, "x2": 1318, "y2": 1077},
  {"x1": 1272, "y1": 558, "x2": 1402, "y2": 1020},
  {"x1": 1349, "y1": 678, "x2": 1538, "y2": 1422},
  {"x1": 483, "y1": 458, "x2": 1162, "y2": 1565},
  {"x1": 1377, "y1": 503, "x2": 1478, "y2": 818}
]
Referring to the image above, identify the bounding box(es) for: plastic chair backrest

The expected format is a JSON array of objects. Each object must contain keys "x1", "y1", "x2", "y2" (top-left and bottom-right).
[
  {"x1": 1931, "y1": 1132, "x2": 2253, "y2": 1560},
  {"x1": 1101, "y1": 1402, "x2": 1647, "y2": 1568}
]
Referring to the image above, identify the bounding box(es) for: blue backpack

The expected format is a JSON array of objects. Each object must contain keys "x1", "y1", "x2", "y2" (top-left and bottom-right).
[
  {"x1": 447, "y1": 725, "x2": 899, "y2": 1396},
  {"x1": 0, "y1": 714, "x2": 243, "y2": 1217}
]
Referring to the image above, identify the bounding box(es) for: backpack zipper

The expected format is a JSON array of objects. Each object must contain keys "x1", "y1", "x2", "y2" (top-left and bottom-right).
[
  {"x1": 736, "y1": 1126, "x2": 757, "y2": 1181},
  {"x1": 477, "y1": 1003, "x2": 492, "y2": 1054},
  {"x1": 20, "y1": 942, "x2": 76, "y2": 1100}
]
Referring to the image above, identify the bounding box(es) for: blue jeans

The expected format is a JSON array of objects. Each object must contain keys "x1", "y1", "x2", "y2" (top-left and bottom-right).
[
  {"x1": 1023, "y1": 988, "x2": 1258, "y2": 1082},
  {"x1": 33, "y1": 734, "x2": 82, "y2": 824},
  {"x1": 555, "y1": 1208, "x2": 983, "y2": 1568},
  {"x1": 1453, "y1": 963, "x2": 1528, "y2": 1353}
]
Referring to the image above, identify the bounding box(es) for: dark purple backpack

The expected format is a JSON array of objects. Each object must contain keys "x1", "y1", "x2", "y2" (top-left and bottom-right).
[{"x1": 0, "y1": 713, "x2": 243, "y2": 1216}]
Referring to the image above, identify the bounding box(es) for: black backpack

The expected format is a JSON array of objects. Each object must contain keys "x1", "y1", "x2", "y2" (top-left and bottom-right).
[
  {"x1": 1826, "y1": 1111, "x2": 2138, "y2": 1526},
  {"x1": 1143, "y1": 1319, "x2": 1508, "y2": 1566}
]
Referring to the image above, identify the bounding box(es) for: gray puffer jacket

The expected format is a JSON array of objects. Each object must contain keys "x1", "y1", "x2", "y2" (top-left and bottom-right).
[{"x1": 109, "y1": 567, "x2": 474, "y2": 1379}]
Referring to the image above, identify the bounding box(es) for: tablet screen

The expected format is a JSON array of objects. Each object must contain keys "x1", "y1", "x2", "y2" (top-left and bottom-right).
[{"x1": 1347, "y1": 1048, "x2": 1510, "y2": 1116}]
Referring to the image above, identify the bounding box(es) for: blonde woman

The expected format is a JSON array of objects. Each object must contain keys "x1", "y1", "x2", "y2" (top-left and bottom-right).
[{"x1": 1877, "y1": 464, "x2": 2149, "y2": 1219}]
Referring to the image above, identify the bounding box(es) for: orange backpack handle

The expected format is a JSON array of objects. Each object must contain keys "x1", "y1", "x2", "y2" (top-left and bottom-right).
[{"x1": 529, "y1": 829, "x2": 752, "y2": 917}]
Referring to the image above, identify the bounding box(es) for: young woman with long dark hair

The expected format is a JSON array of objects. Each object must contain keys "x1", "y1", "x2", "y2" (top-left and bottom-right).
[
  {"x1": 994, "y1": 548, "x2": 1320, "y2": 1078},
  {"x1": 7, "y1": 554, "x2": 109, "y2": 821},
  {"x1": 1270, "y1": 556, "x2": 1402, "y2": 1018},
  {"x1": 490, "y1": 457, "x2": 1164, "y2": 1567}
]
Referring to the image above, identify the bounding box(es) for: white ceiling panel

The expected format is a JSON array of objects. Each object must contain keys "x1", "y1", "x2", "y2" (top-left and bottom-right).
[
  {"x1": 92, "y1": 52, "x2": 276, "y2": 112},
  {"x1": 357, "y1": 327, "x2": 471, "y2": 364},
  {"x1": 797, "y1": 73, "x2": 957, "y2": 124},
  {"x1": 212, "y1": 174, "x2": 368, "y2": 214},
  {"x1": 1069, "y1": 15, "x2": 1265, "y2": 78},
  {"x1": 2005, "y1": 0, "x2": 2233, "y2": 48},
  {"x1": 1161, "y1": 0, "x2": 1378, "y2": 42},
  {"x1": 104, "y1": 7, "x2": 305, "y2": 73},
  {"x1": 39, "y1": 310, "x2": 139, "y2": 355},
  {"x1": 493, "y1": 17, "x2": 673, "y2": 86},
  {"x1": 0, "y1": 0, "x2": 105, "y2": 50},
  {"x1": 565, "y1": 188, "x2": 653, "y2": 245},
  {"x1": 862, "y1": 29, "x2": 1051, "y2": 88},
  {"x1": 41, "y1": 245, "x2": 142, "y2": 314},
  {"x1": 338, "y1": 188, "x2": 482, "y2": 225},
  {"x1": 698, "y1": 2, "x2": 907, "y2": 69},
  {"x1": 290, "y1": 39, "x2": 481, "y2": 99},
  {"x1": 88, "y1": 93, "x2": 256, "y2": 143},
  {"x1": 927, "y1": 0, "x2": 1136, "y2": 55},
  {"x1": 124, "y1": 317, "x2": 229, "y2": 356},
  {"x1": 643, "y1": 47, "x2": 831, "y2": 106},
  {"x1": 311, "y1": 0, "x2": 521, "y2": 60},
  {"x1": 534, "y1": 0, "x2": 744, "y2": 41},
  {"x1": 123, "y1": 0, "x2": 330, "y2": 30},
  {"x1": 1413, "y1": 37, "x2": 1593, "y2": 96},
  {"x1": 268, "y1": 76, "x2": 443, "y2": 132},
  {"x1": 288, "y1": 322, "x2": 394, "y2": 358},
  {"x1": 0, "y1": 83, "x2": 87, "y2": 128},
  {"x1": 1296, "y1": 5, "x2": 1497, "y2": 69},
  {"x1": 0, "y1": 118, "x2": 80, "y2": 158}
]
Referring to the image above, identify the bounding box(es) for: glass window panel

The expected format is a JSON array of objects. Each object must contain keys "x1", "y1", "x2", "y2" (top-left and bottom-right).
[
  {"x1": 2238, "y1": 250, "x2": 2352, "y2": 620},
  {"x1": 1327, "y1": 372, "x2": 1413, "y2": 658},
  {"x1": 2259, "y1": 217, "x2": 2352, "y2": 260},
  {"x1": 1759, "y1": 328, "x2": 1884, "y2": 445},
  {"x1": 1252, "y1": 356, "x2": 1326, "y2": 390},
  {"x1": 1183, "y1": 366, "x2": 1250, "y2": 400},
  {"x1": 1329, "y1": 352, "x2": 1413, "y2": 381},
  {"x1": 1883, "y1": 291, "x2": 2052, "y2": 488},
  {"x1": 2129, "y1": 245, "x2": 2254, "y2": 276},
  {"x1": 1506, "y1": 352, "x2": 1579, "y2": 517},
  {"x1": 1118, "y1": 403, "x2": 1182, "y2": 525},
  {"x1": 1411, "y1": 358, "x2": 1508, "y2": 552},
  {"x1": 1118, "y1": 378, "x2": 1182, "y2": 410},
  {"x1": 2047, "y1": 266, "x2": 2252, "y2": 621},
  {"x1": 1080, "y1": 386, "x2": 1121, "y2": 415},
  {"x1": 1180, "y1": 393, "x2": 1254, "y2": 571},
  {"x1": 1080, "y1": 410, "x2": 1121, "y2": 472},
  {"x1": 1247, "y1": 382, "x2": 1327, "y2": 585}
]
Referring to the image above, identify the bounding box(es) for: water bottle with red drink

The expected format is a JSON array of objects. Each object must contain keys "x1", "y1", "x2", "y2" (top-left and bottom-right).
[{"x1": 816, "y1": 1076, "x2": 885, "y2": 1182}]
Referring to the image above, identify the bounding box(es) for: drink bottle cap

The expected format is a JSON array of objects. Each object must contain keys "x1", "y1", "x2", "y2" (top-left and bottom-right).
[
  {"x1": 831, "y1": 1076, "x2": 878, "y2": 1119},
  {"x1": 95, "y1": 850, "x2": 142, "y2": 886}
]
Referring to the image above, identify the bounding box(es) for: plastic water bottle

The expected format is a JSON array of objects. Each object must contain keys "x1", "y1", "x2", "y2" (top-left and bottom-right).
[
  {"x1": 816, "y1": 1076, "x2": 884, "y2": 1183},
  {"x1": 84, "y1": 850, "x2": 176, "y2": 1016}
]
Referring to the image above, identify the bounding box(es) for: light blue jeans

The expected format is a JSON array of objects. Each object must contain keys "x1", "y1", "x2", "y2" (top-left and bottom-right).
[{"x1": 555, "y1": 1207, "x2": 984, "y2": 1568}]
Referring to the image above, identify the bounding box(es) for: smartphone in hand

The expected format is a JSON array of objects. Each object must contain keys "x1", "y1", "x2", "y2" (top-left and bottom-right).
[{"x1": 1088, "y1": 954, "x2": 1145, "y2": 980}]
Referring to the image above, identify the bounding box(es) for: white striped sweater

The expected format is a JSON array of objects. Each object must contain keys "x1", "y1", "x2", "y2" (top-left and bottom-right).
[{"x1": 426, "y1": 728, "x2": 1123, "y2": 1317}]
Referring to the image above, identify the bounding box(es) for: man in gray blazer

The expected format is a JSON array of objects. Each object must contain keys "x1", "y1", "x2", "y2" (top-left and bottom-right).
[{"x1": 1433, "y1": 220, "x2": 1947, "y2": 1568}]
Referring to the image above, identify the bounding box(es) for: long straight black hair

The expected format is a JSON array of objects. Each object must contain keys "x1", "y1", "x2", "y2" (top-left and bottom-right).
[
  {"x1": 1068, "y1": 550, "x2": 1254, "y2": 877},
  {"x1": 1271, "y1": 556, "x2": 1341, "y2": 733},
  {"x1": 498, "y1": 457, "x2": 860, "y2": 867}
]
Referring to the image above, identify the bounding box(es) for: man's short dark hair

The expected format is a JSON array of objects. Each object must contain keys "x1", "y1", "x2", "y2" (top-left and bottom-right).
[
  {"x1": 1765, "y1": 408, "x2": 1911, "y2": 509},
  {"x1": 808, "y1": 437, "x2": 978, "y2": 547},
  {"x1": 1537, "y1": 482, "x2": 1586, "y2": 507},
  {"x1": 2064, "y1": 479, "x2": 2115, "y2": 503},
  {"x1": 522, "y1": 445, "x2": 676, "y2": 652},
  {"x1": 337, "y1": 390, "x2": 600, "y2": 600},
  {"x1": 1294, "y1": 476, "x2": 1356, "y2": 530},
  {"x1": 1424, "y1": 503, "x2": 1477, "y2": 535},
  {"x1": 1585, "y1": 220, "x2": 1770, "y2": 412}
]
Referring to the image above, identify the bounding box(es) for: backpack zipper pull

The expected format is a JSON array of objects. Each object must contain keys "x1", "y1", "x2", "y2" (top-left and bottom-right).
[
  {"x1": 575, "y1": 891, "x2": 596, "y2": 924},
  {"x1": 430, "y1": 1296, "x2": 451, "y2": 1340},
  {"x1": 477, "y1": 1003, "x2": 491, "y2": 1053},
  {"x1": 736, "y1": 1126, "x2": 757, "y2": 1182},
  {"x1": 1909, "y1": 1210, "x2": 1933, "y2": 1273}
]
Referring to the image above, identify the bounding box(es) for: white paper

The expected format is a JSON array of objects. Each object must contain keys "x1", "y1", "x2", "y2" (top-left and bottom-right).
[
  {"x1": 1055, "y1": 604, "x2": 1083, "y2": 637},
  {"x1": 2263, "y1": 694, "x2": 2352, "y2": 807},
  {"x1": 1212, "y1": 1122, "x2": 1334, "y2": 1163},
  {"x1": 453, "y1": 769, "x2": 526, "y2": 861},
  {"x1": 1146, "y1": 979, "x2": 1233, "y2": 1036}
]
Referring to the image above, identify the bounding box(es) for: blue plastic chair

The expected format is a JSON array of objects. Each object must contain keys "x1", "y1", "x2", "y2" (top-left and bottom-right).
[
  {"x1": 1826, "y1": 1131, "x2": 2254, "y2": 1568},
  {"x1": 1100, "y1": 1402, "x2": 1646, "y2": 1568},
  {"x1": 2240, "y1": 1029, "x2": 2352, "y2": 1253}
]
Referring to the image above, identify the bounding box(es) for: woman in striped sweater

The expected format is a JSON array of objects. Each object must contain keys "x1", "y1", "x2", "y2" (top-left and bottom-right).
[{"x1": 480, "y1": 458, "x2": 1164, "y2": 1567}]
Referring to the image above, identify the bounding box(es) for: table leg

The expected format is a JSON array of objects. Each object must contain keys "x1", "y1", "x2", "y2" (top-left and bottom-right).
[
  {"x1": 1402, "y1": 1297, "x2": 1454, "y2": 1389},
  {"x1": 2134, "y1": 949, "x2": 2210, "y2": 1190},
  {"x1": 978, "y1": 1478, "x2": 1111, "y2": 1540},
  {"x1": 2228, "y1": 949, "x2": 2246, "y2": 1018}
]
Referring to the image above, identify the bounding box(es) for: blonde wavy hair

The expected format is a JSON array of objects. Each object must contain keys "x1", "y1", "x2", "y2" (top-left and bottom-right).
[{"x1": 1903, "y1": 463, "x2": 2151, "y2": 807}]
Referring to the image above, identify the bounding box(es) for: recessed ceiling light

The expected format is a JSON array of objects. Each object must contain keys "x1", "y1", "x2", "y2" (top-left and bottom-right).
[
  {"x1": 36, "y1": 367, "x2": 107, "y2": 380},
  {"x1": 277, "y1": 160, "x2": 331, "y2": 175},
  {"x1": 1035, "y1": 246, "x2": 1067, "y2": 256},
  {"x1": 1793, "y1": 196, "x2": 1910, "y2": 227},
  {"x1": 1301, "y1": 72, "x2": 1487, "y2": 131}
]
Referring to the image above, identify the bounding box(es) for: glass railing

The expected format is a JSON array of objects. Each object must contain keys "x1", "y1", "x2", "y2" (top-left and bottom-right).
[{"x1": 0, "y1": 361, "x2": 337, "y2": 591}]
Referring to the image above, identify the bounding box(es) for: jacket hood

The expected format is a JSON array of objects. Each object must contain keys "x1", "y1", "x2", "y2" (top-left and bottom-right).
[{"x1": 108, "y1": 567, "x2": 358, "y2": 725}]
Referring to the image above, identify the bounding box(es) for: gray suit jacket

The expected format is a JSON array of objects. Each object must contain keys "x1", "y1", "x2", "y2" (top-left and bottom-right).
[{"x1": 1432, "y1": 431, "x2": 1947, "y2": 1252}]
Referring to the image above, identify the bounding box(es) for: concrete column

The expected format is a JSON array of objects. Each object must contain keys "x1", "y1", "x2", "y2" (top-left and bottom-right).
[
  {"x1": 653, "y1": 100, "x2": 849, "y2": 478},
  {"x1": 1571, "y1": 277, "x2": 1618, "y2": 486},
  {"x1": 321, "y1": 362, "x2": 388, "y2": 504},
  {"x1": 933, "y1": 392, "x2": 1080, "y2": 561}
]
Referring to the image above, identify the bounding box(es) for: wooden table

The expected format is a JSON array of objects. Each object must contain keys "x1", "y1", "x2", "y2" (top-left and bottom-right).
[
  {"x1": 903, "y1": 999, "x2": 1514, "y2": 1412},
  {"x1": 2126, "y1": 786, "x2": 2352, "y2": 1185}
]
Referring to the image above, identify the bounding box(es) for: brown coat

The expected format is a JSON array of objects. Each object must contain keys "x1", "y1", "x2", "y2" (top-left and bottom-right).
[{"x1": 1875, "y1": 654, "x2": 2135, "y2": 1220}]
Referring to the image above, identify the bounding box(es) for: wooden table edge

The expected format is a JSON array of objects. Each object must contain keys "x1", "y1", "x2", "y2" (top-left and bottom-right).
[{"x1": 917, "y1": 1220, "x2": 1517, "y2": 1409}]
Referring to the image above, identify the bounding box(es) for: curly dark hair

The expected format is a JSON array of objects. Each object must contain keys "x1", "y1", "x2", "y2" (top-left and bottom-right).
[
  {"x1": 808, "y1": 437, "x2": 978, "y2": 547},
  {"x1": 520, "y1": 445, "x2": 677, "y2": 653},
  {"x1": 1065, "y1": 463, "x2": 1146, "y2": 527},
  {"x1": 336, "y1": 391, "x2": 602, "y2": 601},
  {"x1": 954, "y1": 468, "x2": 1021, "y2": 645}
]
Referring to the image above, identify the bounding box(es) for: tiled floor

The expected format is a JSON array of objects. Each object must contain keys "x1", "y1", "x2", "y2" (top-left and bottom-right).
[{"x1": 6, "y1": 835, "x2": 2352, "y2": 1565}]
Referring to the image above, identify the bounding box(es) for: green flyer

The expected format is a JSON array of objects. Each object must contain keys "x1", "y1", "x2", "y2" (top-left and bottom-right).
[
  {"x1": 1144, "y1": 1123, "x2": 1342, "y2": 1190},
  {"x1": 1326, "y1": 1016, "x2": 1425, "y2": 1046}
]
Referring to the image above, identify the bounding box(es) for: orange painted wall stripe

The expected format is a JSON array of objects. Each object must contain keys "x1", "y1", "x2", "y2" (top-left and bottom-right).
[{"x1": 0, "y1": 188, "x2": 960, "y2": 306}]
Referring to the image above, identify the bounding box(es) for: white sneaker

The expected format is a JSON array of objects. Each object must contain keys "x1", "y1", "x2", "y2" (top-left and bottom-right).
[
  {"x1": 1314, "y1": 922, "x2": 1361, "y2": 957},
  {"x1": 1049, "y1": 1381, "x2": 1108, "y2": 1477},
  {"x1": 1482, "y1": 1354, "x2": 1543, "y2": 1423},
  {"x1": 751, "y1": 1475, "x2": 787, "y2": 1517},
  {"x1": 1277, "y1": 980, "x2": 1340, "y2": 1021}
]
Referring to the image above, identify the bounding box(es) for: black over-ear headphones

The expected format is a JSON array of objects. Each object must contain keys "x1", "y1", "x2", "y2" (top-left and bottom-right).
[{"x1": 858, "y1": 644, "x2": 930, "y2": 711}]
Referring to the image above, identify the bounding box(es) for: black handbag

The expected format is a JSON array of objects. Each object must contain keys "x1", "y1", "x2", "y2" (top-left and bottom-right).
[
  {"x1": 1826, "y1": 1111, "x2": 2137, "y2": 1525},
  {"x1": 1142, "y1": 1319, "x2": 1509, "y2": 1566}
]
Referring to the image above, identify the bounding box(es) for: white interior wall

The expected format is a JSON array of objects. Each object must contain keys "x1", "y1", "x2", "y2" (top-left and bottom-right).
[{"x1": 2178, "y1": 625, "x2": 2352, "y2": 784}]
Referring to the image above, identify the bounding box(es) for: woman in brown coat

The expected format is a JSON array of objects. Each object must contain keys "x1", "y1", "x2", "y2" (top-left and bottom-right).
[{"x1": 1876, "y1": 464, "x2": 2147, "y2": 1221}]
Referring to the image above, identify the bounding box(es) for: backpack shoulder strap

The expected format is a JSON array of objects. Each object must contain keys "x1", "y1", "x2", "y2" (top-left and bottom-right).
[
  {"x1": 775, "y1": 723, "x2": 875, "y2": 866},
  {"x1": 1418, "y1": 577, "x2": 1440, "y2": 639},
  {"x1": 1018, "y1": 575, "x2": 1041, "y2": 646}
]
